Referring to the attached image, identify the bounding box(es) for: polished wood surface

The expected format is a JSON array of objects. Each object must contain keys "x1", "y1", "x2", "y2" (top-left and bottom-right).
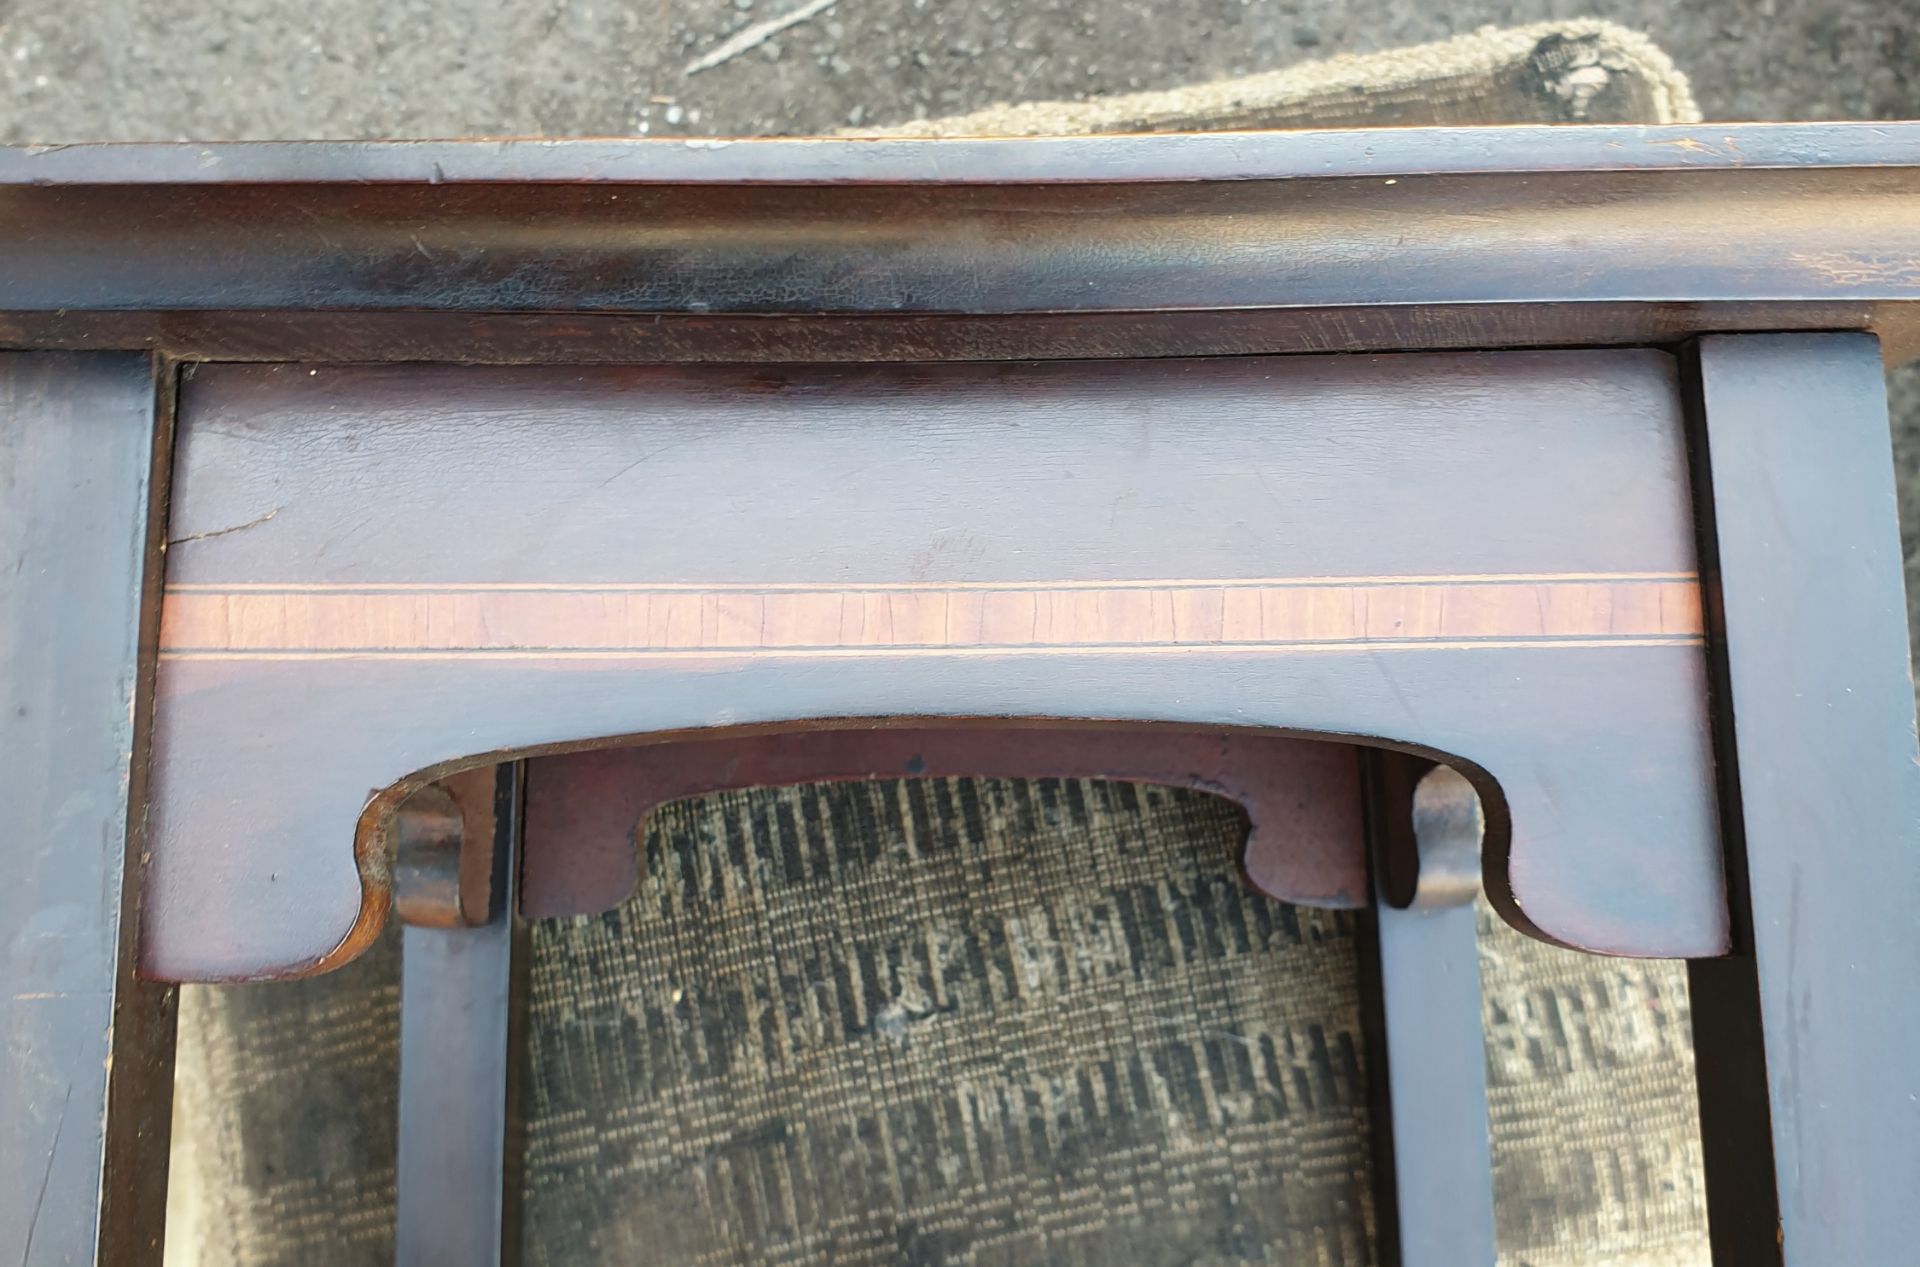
[
  {"x1": 144, "y1": 350, "x2": 1726, "y2": 981},
  {"x1": 1686, "y1": 334, "x2": 1920, "y2": 1266},
  {"x1": 0, "y1": 354, "x2": 170, "y2": 1267},
  {"x1": 5, "y1": 171, "x2": 1918, "y2": 319},
  {"x1": 1, "y1": 127, "x2": 1919, "y2": 363}
]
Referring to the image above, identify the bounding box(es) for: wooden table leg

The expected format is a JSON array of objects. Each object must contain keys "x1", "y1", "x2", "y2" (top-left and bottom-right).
[
  {"x1": 0, "y1": 354, "x2": 171, "y2": 1267},
  {"x1": 1687, "y1": 333, "x2": 1920, "y2": 1265},
  {"x1": 396, "y1": 764, "x2": 528, "y2": 1267},
  {"x1": 1362, "y1": 755, "x2": 1497, "y2": 1267}
]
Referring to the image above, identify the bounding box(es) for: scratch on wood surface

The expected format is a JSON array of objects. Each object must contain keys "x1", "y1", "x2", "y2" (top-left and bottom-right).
[
  {"x1": 166, "y1": 506, "x2": 280, "y2": 547},
  {"x1": 1646, "y1": 136, "x2": 1716, "y2": 156},
  {"x1": 1789, "y1": 250, "x2": 1920, "y2": 290},
  {"x1": 21, "y1": 1079, "x2": 73, "y2": 1267}
]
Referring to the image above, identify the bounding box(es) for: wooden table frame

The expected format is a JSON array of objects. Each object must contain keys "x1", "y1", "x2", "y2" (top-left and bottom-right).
[{"x1": 2, "y1": 123, "x2": 1917, "y2": 1266}]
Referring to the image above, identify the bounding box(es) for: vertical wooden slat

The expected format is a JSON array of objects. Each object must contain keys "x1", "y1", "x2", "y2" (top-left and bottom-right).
[
  {"x1": 0, "y1": 353, "x2": 171, "y2": 1265},
  {"x1": 1374, "y1": 899, "x2": 1497, "y2": 1267},
  {"x1": 1360, "y1": 753, "x2": 1497, "y2": 1267},
  {"x1": 396, "y1": 763, "x2": 527, "y2": 1267},
  {"x1": 1688, "y1": 333, "x2": 1920, "y2": 1263}
]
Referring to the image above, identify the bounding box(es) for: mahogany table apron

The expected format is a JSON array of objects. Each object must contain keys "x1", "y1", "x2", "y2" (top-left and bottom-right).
[
  {"x1": 6, "y1": 338, "x2": 1914, "y2": 1267},
  {"x1": 146, "y1": 349, "x2": 1728, "y2": 981},
  {"x1": 147, "y1": 344, "x2": 1730, "y2": 1267}
]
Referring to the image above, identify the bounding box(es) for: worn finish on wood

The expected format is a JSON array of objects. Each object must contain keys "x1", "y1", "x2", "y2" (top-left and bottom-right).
[
  {"x1": 396, "y1": 764, "x2": 526, "y2": 1267},
  {"x1": 0, "y1": 128, "x2": 1918, "y2": 362},
  {"x1": 521, "y1": 726, "x2": 1366, "y2": 918},
  {"x1": 0, "y1": 353, "x2": 170, "y2": 1266},
  {"x1": 0, "y1": 169, "x2": 1915, "y2": 363},
  {"x1": 0, "y1": 301, "x2": 1897, "y2": 369},
  {"x1": 7, "y1": 124, "x2": 1916, "y2": 186},
  {"x1": 392, "y1": 784, "x2": 482, "y2": 929},
  {"x1": 1686, "y1": 334, "x2": 1920, "y2": 1265},
  {"x1": 0, "y1": 169, "x2": 1912, "y2": 316},
  {"x1": 142, "y1": 350, "x2": 1725, "y2": 981}
]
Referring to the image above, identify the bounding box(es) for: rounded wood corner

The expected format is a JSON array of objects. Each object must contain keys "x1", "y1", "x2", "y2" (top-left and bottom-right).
[{"x1": 319, "y1": 718, "x2": 1590, "y2": 976}]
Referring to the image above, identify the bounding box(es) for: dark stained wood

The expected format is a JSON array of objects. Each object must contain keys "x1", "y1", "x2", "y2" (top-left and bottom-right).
[
  {"x1": 1684, "y1": 958, "x2": 1779, "y2": 1265},
  {"x1": 396, "y1": 764, "x2": 526, "y2": 1267},
  {"x1": 521, "y1": 726, "x2": 1367, "y2": 918},
  {"x1": 0, "y1": 301, "x2": 1899, "y2": 370},
  {"x1": 1676, "y1": 347, "x2": 1785, "y2": 1267},
  {"x1": 0, "y1": 171, "x2": 1915, "y2": 345},
  {"x1": 143, "y1": 350, "x2": 1726, "y2": 982},
  {"x1": 159, "y1": 355, "x2": 1705, "y2": 587},
  {"x1": 1686, "y1": 334, "x2": 1920, "y2": 1265},
  {"x1": 0, "y1": 127, "x2": 1916, "y2": 362},
  {"x1": 0, "y1": 353, "x2": 170, "y2": 1267},
  {"x1": 1361, "y1": 752, "x2": 1497, "y2": 1267}
]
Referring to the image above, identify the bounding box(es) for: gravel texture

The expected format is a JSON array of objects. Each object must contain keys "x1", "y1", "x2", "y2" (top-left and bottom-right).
[{"x1": 0, "y1": 0, "x2": 1910, "y2": 142}]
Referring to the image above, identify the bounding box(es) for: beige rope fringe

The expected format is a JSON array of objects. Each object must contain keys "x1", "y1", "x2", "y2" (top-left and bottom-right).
[{"x1": 854, "y1": 20, "x2": 1700, "y2": 136}]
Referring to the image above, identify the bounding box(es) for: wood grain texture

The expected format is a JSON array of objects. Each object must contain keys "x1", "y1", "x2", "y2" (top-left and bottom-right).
[
  {"x1": 0, "y1": 353, "x2": 169, "y2": 1266},
  {"x1": 1687, "y1": 334, "x2": 1920, "y2": 1265},
  {"x1": 144, "y1": 351, "x2": 1727, "y2": 981},
  {"x1": 159, "y1": 575, "x2": 1701, "y2": 658}
]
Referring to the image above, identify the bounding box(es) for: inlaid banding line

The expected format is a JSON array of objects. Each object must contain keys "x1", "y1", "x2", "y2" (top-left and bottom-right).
[
  {"x1": 160, "y1": 570, "x2": 1697, "y2": 595},
  {"x1": 159, "y1": 575, "x2": 1703, "y2": 659}
]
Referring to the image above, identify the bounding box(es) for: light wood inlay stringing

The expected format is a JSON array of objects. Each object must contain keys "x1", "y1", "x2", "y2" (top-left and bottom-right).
[{"x1": 159, "y1": 573, "x2": 1703, "y2": 660}]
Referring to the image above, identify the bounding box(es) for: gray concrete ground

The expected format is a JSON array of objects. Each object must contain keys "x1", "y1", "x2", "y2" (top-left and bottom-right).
[{"x1": 0, "y1": 0, "x2": 1911, "y2": 142}]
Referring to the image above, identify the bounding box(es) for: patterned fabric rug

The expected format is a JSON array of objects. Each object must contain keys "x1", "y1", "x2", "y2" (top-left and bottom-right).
[
  {"x1": 526, "y1": 780, "x2": 1375, "y2": 1266},
  {"x1": 165, "y1": 21, "x2": 1710, "y2": 1267},
  {"x1": 169, "y1": 777, "x2": 1707, "y2": 1265}
]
